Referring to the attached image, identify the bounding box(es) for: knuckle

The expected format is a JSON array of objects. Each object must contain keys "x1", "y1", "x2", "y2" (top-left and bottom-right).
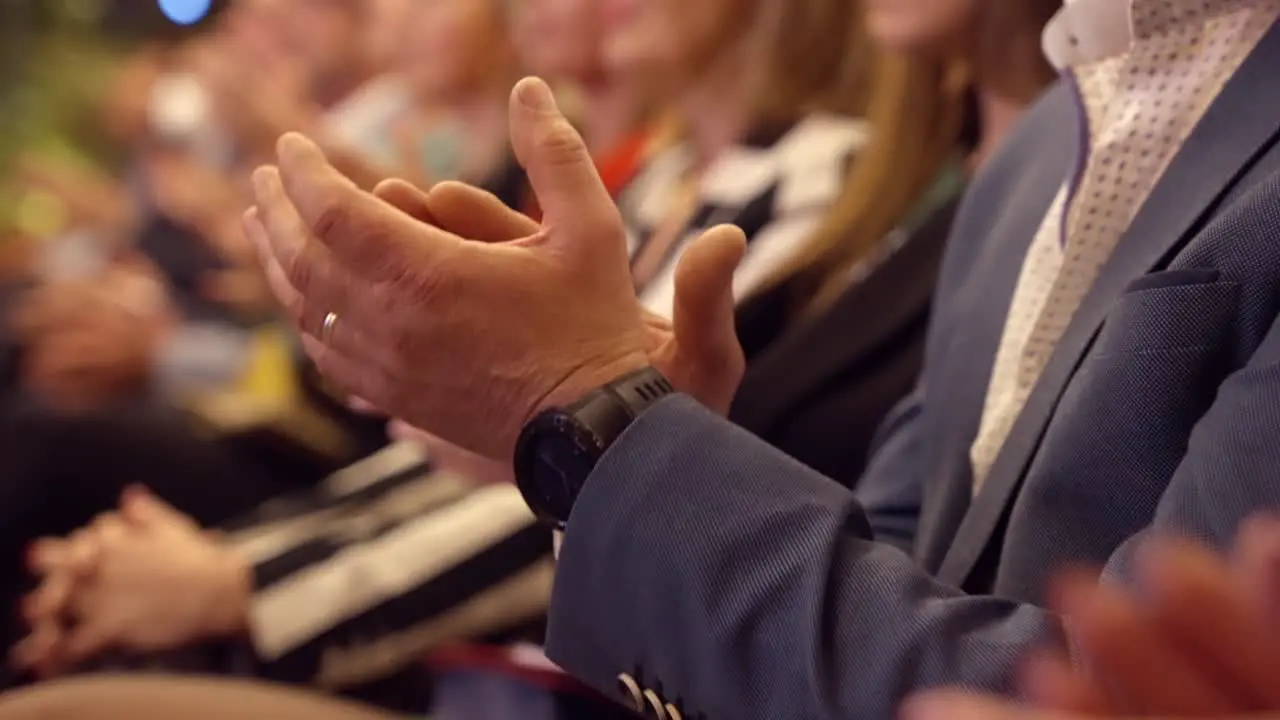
[
  {"x1": 537, "y1": 120, "x2": 588, "y2": 167},
  {"x1": 311, "y1": 193, "x2": 350, "y2": 244},
  {"x1": 283, "y1": 246, "x2": 314, "y2": 293}
]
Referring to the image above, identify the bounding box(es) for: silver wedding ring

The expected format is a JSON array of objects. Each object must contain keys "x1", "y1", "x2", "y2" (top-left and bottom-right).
[{"x1": 321, "y1": 311, "x2": 339, "y2": 345}]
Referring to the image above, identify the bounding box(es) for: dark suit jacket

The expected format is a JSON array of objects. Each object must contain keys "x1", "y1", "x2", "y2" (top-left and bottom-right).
[
  {"x1": 730, "y1": 197, "x2": 960, "y2": 489},
  {"x1": 544, "y1": 23, "x2": 1280, "y2": 720}
]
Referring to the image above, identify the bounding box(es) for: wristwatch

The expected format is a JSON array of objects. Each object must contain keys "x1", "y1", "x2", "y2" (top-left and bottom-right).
[{"x1": 514, "y1": 366, "x2": 675, "y2": 529}]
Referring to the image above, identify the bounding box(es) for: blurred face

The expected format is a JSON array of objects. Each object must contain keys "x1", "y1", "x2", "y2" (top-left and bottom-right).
[
  {"x1": 399, "y1": 0, "x2": 505, "y2": 98},
  {"x1": 364, "y1": 0, "x2": 413, "y2": 70},
  {"x1": 601, "y1": 0, "x2": 749, "y2": 78},
  {"x1": 861, "y1": 0, "x2": 975, "y2": 55},
  {"x1": 276, "y1": 0, "x2": 360, "y2": 78},
  {"x1": 512, "y1": 0, "x2": 601, "y2": 80}
]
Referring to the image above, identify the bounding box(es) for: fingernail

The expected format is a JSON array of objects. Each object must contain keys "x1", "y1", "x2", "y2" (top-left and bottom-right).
[
  {"x1": 251, "y1": 166, "x2": 274, "y2": 196},
  {"x1": 277, "y1": 132, "x2": 314, "y2": 164},
  {"x1": 517, "y1": 78, "x2": 556, "y2": 112}
]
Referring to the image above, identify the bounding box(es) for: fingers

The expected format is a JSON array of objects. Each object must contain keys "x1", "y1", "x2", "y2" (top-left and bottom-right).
[
  {"x1": 347, "y1": 396, "x2": 383, "y2": 415},
  {"x1": 10, "y1": 623, "x2": 62, "y2": 677},
  {"x1": 120, "y1": 486, "x2": 197, "y2": 532},
  {"x1": 421, "y1": 182, "x2": 540, "y2": 242},
  {"x1": 23, "y1": 571, "x2": 74, "y2": 626},
  {"x1": 507, "y1": 78, "x2": 624, "y2": 268},
  {"x1": 1231, "y1": 515, "x2": 1280, "y2": 640},
  {"x1": 272, "y1": 132, "x2": 463, "y2": 279},
  {"x1": 249, "y1": 170, "x2": 358, "y2": 338},
  {"x1": 1019, "y1": 650, "x2": 1111, "y2": 714},
  {"x1": 671, "y1": 224, "x2": 746, "y2": 413},
  {"x1": 1137, "y1": 537, "x2": 1280, "y2": 709},
  {"x1": 371, "y1": 179, "x2": 438, "y2": 224},
  {"x1": 60, "y1": 618, "x2": 117, "y2": 668},
  {"x1": 298, "y1": 334, "x2": 394, "y2": 412},
  {"x1": 1054, "y1": 571, "x2": 1234, "y2": 715}
]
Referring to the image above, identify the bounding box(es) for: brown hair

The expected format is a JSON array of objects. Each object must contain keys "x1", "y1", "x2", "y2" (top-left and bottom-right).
[
  {"x1": 972, "y1": 0, "x2": 1060, "y2": 102},
  {"x1": 777, "y1": 53, "x2": 968, "y2": 314},
  {"x1": 748, "y1": 0, "x2": 876, "y2": 123},
  {"x1": 770, "y1": 0, "x2": 1059, "y2": 316}
]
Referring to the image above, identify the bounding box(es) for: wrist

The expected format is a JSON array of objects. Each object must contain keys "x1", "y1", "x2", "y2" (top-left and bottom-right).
[
  {"x1": 208, "y1": 551, "x2": 253, "y2": 639},
  {"x1": 532, "y1": 351, "x2": 650, "y2": 420}
]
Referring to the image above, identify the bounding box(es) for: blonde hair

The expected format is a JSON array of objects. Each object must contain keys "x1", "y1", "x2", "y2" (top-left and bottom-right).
[
  {"x1": 774, "y1": 53, "x2": 969, "y2": 315},
  {"x1": 769, "y1": 0, "x2": 1061, "y2": 317},
  {"x1": 747, "y1": 0, "x2": 875, "y2": 123}
]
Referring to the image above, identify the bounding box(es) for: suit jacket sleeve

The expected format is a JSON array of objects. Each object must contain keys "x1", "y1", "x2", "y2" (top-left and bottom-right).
[
  {"x1": 549, "y1": 298, "x2": 1280, "y2": 720},
  {"x1": 855, "y1": 385, "x2": 928, "y2": 553},
  {"x1": 547, "y1": 395, "x2": 1060, "y2": 720}
]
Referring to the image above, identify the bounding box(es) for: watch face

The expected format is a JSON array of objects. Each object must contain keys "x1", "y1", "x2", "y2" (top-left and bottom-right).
[{"x1": 530, "y1": 432, "x2": 597, "y2": 524}]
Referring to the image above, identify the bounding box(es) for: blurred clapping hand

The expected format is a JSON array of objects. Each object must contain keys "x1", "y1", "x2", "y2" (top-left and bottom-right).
[
  {"x1": 902, "y1": 516, "x2": 1280, "y2": 719},
  {"x1": 11, "y1": 262, "x2": 175, "y2": 412}
]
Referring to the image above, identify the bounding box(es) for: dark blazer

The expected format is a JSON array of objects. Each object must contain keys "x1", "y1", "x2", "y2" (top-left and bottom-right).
[
  {"x1": 730, "y1": 197, "x2": 960, "y2": 489},
  {"x1": 544, "y1": 22, "x2": 1280, "y2": 720}
]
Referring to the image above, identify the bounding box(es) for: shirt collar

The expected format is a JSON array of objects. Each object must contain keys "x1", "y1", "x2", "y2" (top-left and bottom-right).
[
  {"x1": 1042, "y1": 0, "x2": 1257, "y2": 69},
  {"x1": 1041, "y1": 0, "x2": 1133, "y2": 69}
]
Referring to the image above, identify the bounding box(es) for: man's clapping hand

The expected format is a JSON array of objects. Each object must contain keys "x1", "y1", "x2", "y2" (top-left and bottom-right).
[
  {"x1": 249, "y1": 76, "x2": 745, "y2": 462},
  {"x1": 901, "y1": 516, "x2": 1280, "y2": 719}
]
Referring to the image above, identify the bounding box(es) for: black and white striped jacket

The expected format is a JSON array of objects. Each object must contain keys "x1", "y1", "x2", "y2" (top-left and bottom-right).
[
  {"x1": 222, "y1": 442, "x2": 550, "y2": 692},
  {"x1": 623, "y1": 113, "x2": 868, "y2": 317}
]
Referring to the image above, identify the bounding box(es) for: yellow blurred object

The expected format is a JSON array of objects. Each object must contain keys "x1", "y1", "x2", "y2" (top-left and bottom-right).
[
  {"x1": 236, "y1": 325, "x2": 297, "y2": 404},
  {"x1": 14, "y1": 189, "x2": 68, "y2": 238},
  {"x1": 186, "y1": 325, "x2": 351, "y2": 460}
]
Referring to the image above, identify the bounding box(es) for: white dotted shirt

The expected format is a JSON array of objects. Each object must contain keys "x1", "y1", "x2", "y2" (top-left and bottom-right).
[{"x1": 969, "y1": 0, "x2": 1280, "y2": 491}]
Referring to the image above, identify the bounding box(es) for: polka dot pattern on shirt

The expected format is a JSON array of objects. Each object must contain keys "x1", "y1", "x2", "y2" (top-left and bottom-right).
[{"x1": 968, "y1": 0, "x2": 1280, "y2": 492}]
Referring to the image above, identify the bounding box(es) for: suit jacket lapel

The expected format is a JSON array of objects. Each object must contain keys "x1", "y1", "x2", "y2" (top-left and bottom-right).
[{"x1": 937, "y1": 23, "x2": 1280, "y2": 586}]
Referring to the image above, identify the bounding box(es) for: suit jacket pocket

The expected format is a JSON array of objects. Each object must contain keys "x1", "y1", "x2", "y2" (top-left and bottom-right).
[{"x1": 1092, "y1": 272, "x2": 1240, "y2": 359}]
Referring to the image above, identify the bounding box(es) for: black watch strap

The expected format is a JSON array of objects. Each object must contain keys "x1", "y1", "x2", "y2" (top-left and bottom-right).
[
  {"x1": 567, "y1": 366, "x2": 676, "y2": 443},
  {"x1": 514, "y1": 367, "x2": 675, "y2": 528}
]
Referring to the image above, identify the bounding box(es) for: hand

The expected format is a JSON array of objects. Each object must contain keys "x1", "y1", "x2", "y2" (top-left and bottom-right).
[
  {"x1": 1034, "y1": 517, "x2": 1280, "y2": 716},
  {"x1": 388, "y1": 419, "x2": 513, "y2": 484},
  {"x1": 249, "y1": 76, "x2": 744, "y2": 461},
  {"x1": 900, "y1": 692, "x2": 1280, "y2": 720},
  {"x1": 145, "y1": 152, "x2": 239, "y2": 231},
  {"x1": 13, "y1": 271, "x2": 175, "y2": 410},
  {"x1": 902, "y1": 516, "x2": 1280, "y2": 720},
  {"x1": 13, "y1": 488, "x2": 251, "y2": 675},
  {"x1": 198, "y1": 268, "x2": 273, "y2": 317}
]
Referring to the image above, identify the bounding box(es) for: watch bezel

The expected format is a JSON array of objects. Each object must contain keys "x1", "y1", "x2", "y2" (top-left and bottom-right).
[{"x1": 514, "y1": 408, "x2": 607, "y2": 529}]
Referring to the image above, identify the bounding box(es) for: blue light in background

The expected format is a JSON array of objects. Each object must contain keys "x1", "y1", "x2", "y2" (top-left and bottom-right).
[{"x1": 157, "y1": 0, "x2": 213, "y2": 25}]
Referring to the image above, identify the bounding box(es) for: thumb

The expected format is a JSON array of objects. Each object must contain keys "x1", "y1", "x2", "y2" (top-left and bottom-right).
[
  {"x1": 120, "y1": 486, "x2": 196, "y2": 532},
  {"x1": 507, "y1": 77, "x2": 623, "y2": 268},
  {"x1": 671, "y1": 224, "x2": 746, "y2": 412}
]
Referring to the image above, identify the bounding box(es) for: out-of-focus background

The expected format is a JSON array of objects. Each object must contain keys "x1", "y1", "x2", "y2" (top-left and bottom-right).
[
  {"x1": 1, "y1": 0, "x2": 213, "y2": 253},
  {"x1": 0, "y1": 0, "x2": 1060, "y2": 714}
]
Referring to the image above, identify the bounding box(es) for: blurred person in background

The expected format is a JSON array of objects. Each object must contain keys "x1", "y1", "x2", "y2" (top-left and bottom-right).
[
  {"x1": 509, "y1": 0, "x2": 660, "y2": 212},
  {"x1": 9, "y1": 512, "x2": 1280, "y2": 718},
  {"x1": 413, "y1": 0, "x2": 877, "y2": 483},
  {"x1": 729, "y1": 0, "x2": 1058, "y2": 489},
  {"x1": 616, "y1": 0, "x2": 872, "y2": 320},
  {"x1": 7, "y1": 0, "x2": 652, "y2": 709}
]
